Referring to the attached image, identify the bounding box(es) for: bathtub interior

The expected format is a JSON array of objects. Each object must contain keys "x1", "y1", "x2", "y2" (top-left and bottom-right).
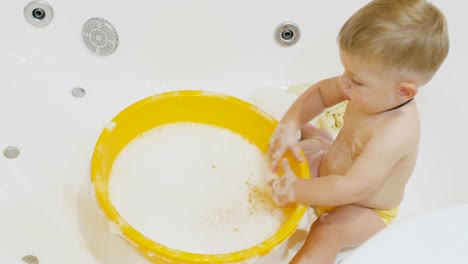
[
  {"x1": 345, "y1": 204, "x2": 468, "y2": 263},
  {"x1": 1, "y1": 0, "x2": 467, "y2": 263}
]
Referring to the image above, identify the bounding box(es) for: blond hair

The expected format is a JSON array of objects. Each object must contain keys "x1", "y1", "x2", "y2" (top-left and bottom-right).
[{"x1": 338, "y1": 0, "x2": 449, "y2": 80}]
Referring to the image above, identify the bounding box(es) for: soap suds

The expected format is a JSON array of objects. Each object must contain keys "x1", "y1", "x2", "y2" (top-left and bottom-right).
[
  {"x1": 200, "y1": 90, "x2": 229, "y2": 99},
  {"x1": 105, "y1": 121, "x2": 116, "y2": 131},
  {"x1": 271, "y1": 160, "x2": 297, "y2": 206},
  {"x1": 109, "y1": 122, "x2": 285, "y2": 254},
  {"x1": 268, "y1": 121, "x2": 301, "y2": 167}
]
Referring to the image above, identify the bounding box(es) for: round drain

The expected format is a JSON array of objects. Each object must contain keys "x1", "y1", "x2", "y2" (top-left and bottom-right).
[
  {"x1": 32, "y1": 8, "x2": 46, "y2": 20},
  {"x1": 3, "y1": 146, "x2": 20, "y2": 159},
  {"x1": 274, "y1": 22, "x2": 301, "y2": 47},
  {"x1": 71, "y1": 87, "x2": 86, "y2": 98},
  {"x1": 21, "y1": 255, "x2": 38, "y2": 264},
  {"x1": 82, "y1": 17, "x2": 119, "y2": 56},
  {"x1": 24, "y1": 1, "x2": 54, "y2": 27}
]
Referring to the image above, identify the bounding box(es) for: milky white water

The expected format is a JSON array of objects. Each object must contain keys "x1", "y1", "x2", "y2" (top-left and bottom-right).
[{"x1": 109, "y1": 122, "x2": 286, "y2": 254}]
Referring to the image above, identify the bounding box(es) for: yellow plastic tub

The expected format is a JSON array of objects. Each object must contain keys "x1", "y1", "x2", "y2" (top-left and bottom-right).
[{"x1": 90, "y1": 90, "x2": 310, "y2": 263}]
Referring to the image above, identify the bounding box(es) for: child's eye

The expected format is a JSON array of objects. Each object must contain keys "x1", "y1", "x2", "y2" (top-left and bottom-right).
[{"x1": 352, "y1": 79, "x2": 363, "y2": 86}]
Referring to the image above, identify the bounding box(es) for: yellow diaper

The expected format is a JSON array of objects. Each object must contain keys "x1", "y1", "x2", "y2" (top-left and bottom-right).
[{"x1": 315, "y1": 206, "x2": 400, "y2": 227}]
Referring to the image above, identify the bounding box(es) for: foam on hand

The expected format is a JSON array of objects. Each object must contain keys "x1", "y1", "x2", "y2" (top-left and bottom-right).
[
  {"x1": 272, "y1": 160, "x2": 298, "y2": 207},
  {"x1": 268, "y1": 121, "x2": 301, "y2": 166}
]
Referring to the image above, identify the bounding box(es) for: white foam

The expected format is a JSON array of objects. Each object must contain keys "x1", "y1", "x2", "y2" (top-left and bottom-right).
[
  {"x1": 109, "y1": 122, "x2": 285, "y2": 254},
  {"x1": 105, "y1": 121, "x2": 116, "y2": 131}
]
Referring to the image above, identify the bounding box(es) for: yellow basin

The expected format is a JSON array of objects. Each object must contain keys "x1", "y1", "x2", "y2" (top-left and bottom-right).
[{"x1": 90, "y1": 90, "x2": 310, "y2": 263}]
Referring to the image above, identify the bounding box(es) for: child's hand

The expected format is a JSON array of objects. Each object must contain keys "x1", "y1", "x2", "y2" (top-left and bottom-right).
[
  {"x1": 268, "y1": 122, "x2": 304, "y2": 172},
  {"x1": 271, "y1": 159, "x2": 298, "y2": 207}
]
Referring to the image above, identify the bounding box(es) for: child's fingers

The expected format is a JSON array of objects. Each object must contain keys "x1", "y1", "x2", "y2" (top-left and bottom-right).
[
  {"x1": 290, "y1": 144, "x2": 304, "y2": 162},
  {"x1": 281, "y1": 158, "x2": 292, "y2": 173},
  {"x1": 269, "y1": 153, "x2": 279, "y2": 172},
  {"x1": 271, "y1": 161, "x2": 279, "y2": 173},
  {"x1": 269, "y1": 147, "x2": 285, "y2": 172},
  {"x1": 267, "y1": 178, "x2": 275, "y2": 187}
]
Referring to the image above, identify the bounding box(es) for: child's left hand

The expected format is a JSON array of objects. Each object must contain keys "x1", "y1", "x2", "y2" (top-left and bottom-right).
[{"x1": 271, "y1": 159, "x2": 299, "y2": 207}]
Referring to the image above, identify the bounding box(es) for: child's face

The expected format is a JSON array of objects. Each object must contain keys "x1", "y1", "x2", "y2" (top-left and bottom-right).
[{"x1": 339, "y1": 50, "x2": 411, "y2": 114}]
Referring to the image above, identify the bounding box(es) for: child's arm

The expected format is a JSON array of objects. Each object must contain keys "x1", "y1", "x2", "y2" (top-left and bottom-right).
[
  {"x1": 272, "y1": 118, "x2": 412, "y2": 207},
  {"x1": 268, "y1": 76, "x2": 346, "y2": 171},
  {"x1": 282, "y1": 76, "x2": 346, "y2": 126}
]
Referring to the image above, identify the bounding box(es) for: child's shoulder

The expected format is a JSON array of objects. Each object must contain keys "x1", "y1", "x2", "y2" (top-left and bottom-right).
[{"x1": 371, "y1": 102, "x2": 420, "y2": 149}]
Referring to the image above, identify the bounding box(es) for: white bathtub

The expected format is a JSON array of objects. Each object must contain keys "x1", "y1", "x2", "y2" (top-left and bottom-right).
[{"x1": 1, "y1": 0, "x2": 467, "y2": 263}]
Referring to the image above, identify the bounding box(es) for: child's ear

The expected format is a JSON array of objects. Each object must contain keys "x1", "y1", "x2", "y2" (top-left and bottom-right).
[{"x1": 397, "y1": 82, "x2": 418, "y2": 99}]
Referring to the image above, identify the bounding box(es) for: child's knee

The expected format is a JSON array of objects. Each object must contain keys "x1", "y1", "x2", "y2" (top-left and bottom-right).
[
  {"x1": 299, "y1": 140, "x2": 329, "y2": 177},
  {"x1": 315, "y1": 205, "x2": 356, "y2": 228},
  {"x1": 300, "y1": 124, "x2": 333, "y2": 143}
]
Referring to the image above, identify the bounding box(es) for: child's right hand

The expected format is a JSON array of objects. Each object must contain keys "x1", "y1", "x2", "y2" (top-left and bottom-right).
[
  {"x1": 271, "y1": 159, "x2": 299, "y2": 207},
  {"x1": 267, "y1": 121, "x2": 304, "y2": 172}
]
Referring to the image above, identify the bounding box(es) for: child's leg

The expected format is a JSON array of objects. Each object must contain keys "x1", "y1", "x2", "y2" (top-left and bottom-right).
[
  {"x1": 300, "y1": 123, "x2": 334, "y2": 142},
  {"x1": 290, "y1": 205, "x2": 386, "y2": 264},
  {"x1": 299, "y1": 124, "x2": 333, "y2": 178}
]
